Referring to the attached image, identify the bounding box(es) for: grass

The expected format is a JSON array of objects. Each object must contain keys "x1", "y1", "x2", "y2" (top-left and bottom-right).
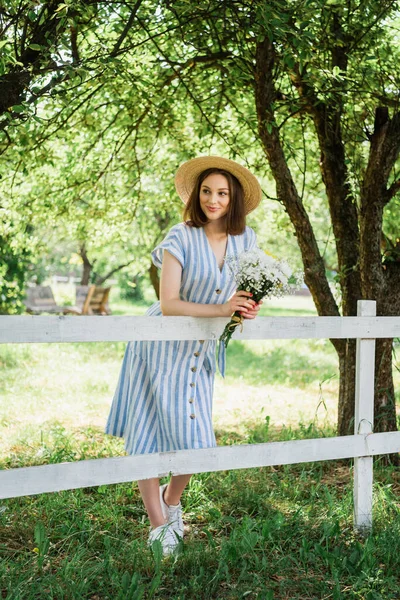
[
  {"x1": 0, "y1": 291, "x2": 339, "y2": 456},
  {"x1": 1, "y1": 431, "x2": 400, "y2": 599},
  {"x1": 1, "y1": 290, "x2": 400, "y2": 598}
]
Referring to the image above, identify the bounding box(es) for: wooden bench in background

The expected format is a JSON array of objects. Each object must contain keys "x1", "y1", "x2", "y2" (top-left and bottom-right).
[
  {"x1": 25, "y1": 286, "x2": 81, "y2": 315},
  {"x1": 74, "y1": 285, "x2": 111, "y2": 315},
  {"x1": 25, "y1": 285, "x2": 111, "y2": 315}
]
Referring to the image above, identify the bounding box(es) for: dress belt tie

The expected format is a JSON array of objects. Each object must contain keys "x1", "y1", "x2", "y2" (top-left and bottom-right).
[{"x1": 217, "y1": 340, "x2": 226, "y2": 378}]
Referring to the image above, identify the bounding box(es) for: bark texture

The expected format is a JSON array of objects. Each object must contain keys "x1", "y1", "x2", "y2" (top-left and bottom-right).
[{"x1": 337, "y1": 341, "x2": 357, "y2": 435}]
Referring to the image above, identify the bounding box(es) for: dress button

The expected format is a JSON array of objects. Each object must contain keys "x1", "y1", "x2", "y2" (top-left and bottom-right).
[
  {"x1": 190, "y1": 383, "x2": 195, "y2": 388},
  {"x1": 194, "y1": 352, "x2": 200, "y2": 357},
  {"x1": 191, "y1": 366, "x2": 197, "y2": 373},
  {"x1": 215, "y1": 289, "x2": 222, "y2": 294},
  {"x1": 190, "y1": 414, "x2": 196, "y2": 419},
  {"x1": 189, "y1": 398, "x2": 194, "y2": 403}
]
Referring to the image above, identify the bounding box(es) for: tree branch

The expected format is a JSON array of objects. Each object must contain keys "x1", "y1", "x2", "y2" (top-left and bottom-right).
[
  {"x1": 95, "y1": 258, "x2": 138, "y2": 285},
  {"x1": 70, "y1": 24, "x2": 80, "y2": 64},
  {"x1": 386, "y1": 178, "x2": 400, "y2": 202},
  {"x1": 110, "y1": 0, "x2": 143, "y2": 57}
]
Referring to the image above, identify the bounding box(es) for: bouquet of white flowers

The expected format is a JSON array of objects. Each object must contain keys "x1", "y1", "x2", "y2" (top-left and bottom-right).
[{"x1": 219, "y1": 248, "x2": 303, "y2": 348}]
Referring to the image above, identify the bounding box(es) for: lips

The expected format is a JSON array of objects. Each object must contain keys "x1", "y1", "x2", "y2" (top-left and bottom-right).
[{"x1": 206, "y1": 206, "x2": 219, "y2": 212}]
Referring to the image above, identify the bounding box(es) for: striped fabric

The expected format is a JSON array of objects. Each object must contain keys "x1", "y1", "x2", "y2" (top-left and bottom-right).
[{"x1": 105, "y1": 222, "x2": 257, "y2": 455}]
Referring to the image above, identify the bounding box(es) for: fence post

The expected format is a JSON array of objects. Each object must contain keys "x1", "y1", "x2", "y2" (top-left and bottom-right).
[{"x1": 353, "y1": 299, "x2": 376, "y2": 533}]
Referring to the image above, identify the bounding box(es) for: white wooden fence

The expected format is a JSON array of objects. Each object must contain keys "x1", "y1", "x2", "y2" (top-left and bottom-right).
[{"x1": 1, "y1": 300, "x2": 400, "y2": 532}]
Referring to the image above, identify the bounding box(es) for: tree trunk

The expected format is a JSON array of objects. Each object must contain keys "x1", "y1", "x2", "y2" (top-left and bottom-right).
[
  {"x1": 336, "y1": 335, "x2": 398, "y2": 437},
  {"x1": 335, "y1": 336, "x2": 398, "y2": 437},
  {"x1": 375, "y1": 338, "x2": 397, "y2": 433},
  {"x1": 149, "y1": 262, "x2": 160, "y2": 300},
  {"x1": 358, "y1": 108, "x2": 400, "y2": 443},
  {"x1": 375, "y1": 337, "x2": 398, "y2": 465},
  {"x1": 337, "y1": 340, "x2": 357, "y2": 436},
  {"x1": 79, "y1": 244, "x2": 93, "y2": 285},
  {"x1": 81, "y1": 263, "x2": 92, "y2": 286}
]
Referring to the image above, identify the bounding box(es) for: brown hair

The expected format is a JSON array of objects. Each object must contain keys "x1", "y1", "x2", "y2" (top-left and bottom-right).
[{"x1": 183, "y1": 168, "x2": 246, "y2": 235}]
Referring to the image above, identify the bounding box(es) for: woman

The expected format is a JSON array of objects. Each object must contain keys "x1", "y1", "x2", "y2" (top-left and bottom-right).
[{"x1": 105, "y1": 156, "x2": 263, "y2": 555}]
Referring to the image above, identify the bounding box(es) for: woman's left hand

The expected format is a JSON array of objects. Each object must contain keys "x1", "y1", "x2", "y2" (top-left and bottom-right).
[{"x1": 241, "y1": 300, "x2": 263, "y2": 320}]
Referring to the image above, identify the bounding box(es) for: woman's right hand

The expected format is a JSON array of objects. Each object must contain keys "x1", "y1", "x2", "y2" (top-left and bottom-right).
[{"x1": 220, "y1": 290, "x2": 256, "y2": 317}]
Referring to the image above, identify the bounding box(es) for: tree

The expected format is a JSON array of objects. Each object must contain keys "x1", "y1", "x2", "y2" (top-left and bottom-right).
[
  {"x1": 0, "y1": 0, "x2": 203, "y2": 300},
  {"x1": 252, "y1": 1, "x2": 400, "y2": 436},
  {"x1": 0, "y1": 1, "x2": 147, "y2": 136}
]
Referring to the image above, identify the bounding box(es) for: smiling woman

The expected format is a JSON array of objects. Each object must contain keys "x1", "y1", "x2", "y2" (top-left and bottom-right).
[
  {"x1": 183, "y1": 166, "x2": 247, "y2": 235},
  {"x1": 105, "y1": 155, "x2": 263, "y2": 556},
  {"x1": 200, "y1": 173, "x2": 230, "y2": 219}
]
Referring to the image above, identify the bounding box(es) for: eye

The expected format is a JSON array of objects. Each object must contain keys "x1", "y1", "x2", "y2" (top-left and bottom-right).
[{"x1": 201, "y1": 188, "x2": 210, "y2": 194}]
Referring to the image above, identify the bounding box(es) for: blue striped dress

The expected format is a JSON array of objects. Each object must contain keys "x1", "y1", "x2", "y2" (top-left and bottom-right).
[{"x1": 105, "y1": 222, "x2": 257, "y2": 455}]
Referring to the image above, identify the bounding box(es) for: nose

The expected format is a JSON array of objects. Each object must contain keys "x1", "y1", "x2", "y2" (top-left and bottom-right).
[{"x1": 209, "y1": 192, "x2": 219, "y2": 204}]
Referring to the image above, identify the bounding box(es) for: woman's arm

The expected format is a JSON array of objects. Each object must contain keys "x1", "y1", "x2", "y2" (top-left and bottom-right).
[{"x1": 159, "y1": 250, "x2": 258, "y2": 318}]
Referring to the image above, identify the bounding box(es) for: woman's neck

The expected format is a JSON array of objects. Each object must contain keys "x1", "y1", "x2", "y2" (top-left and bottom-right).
[{"x1": 203, "y1": 220, "x2": 227, "y2": 238}]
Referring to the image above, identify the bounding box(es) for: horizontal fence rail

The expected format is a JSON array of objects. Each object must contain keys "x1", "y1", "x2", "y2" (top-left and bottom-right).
[
  {"x1": 1, "y1": 301, "x2": 399, "y2": 533},
  {"x1": 2, "y1": 314, "x2": 400, "y2": 343},
  {"x1": 1, "y1": 432, "x2": 400, "y2": 500}
]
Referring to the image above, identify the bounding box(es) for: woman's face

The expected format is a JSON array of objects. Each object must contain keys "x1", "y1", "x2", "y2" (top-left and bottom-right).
[{"x1": 199, "y1": 173, "x2": 230, "y2": 221}]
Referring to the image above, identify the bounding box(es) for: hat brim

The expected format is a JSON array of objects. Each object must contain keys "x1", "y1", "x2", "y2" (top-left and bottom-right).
[{"x1": 175, "y1": 156, "x2": 262, "y2": 214}]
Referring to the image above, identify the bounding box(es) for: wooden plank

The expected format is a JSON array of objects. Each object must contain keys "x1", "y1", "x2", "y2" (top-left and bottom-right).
[
  {"x1": 1, "y1": 431, "x2": 400, "y2": 500},
  {"x1": 353, "y1": 300, "x2": 376, "y2": 532},
  {"x1": 2, "y1": 315, "x2": 400, "y2": 344}
]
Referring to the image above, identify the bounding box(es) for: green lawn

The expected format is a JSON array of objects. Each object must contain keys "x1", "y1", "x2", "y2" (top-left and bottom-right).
[
  {"x1": 1, "y1": 291, "x2": 400, "y2": 598},
  {"x1": 0, "y1": 291, "x2": 339, "y2": 459}
]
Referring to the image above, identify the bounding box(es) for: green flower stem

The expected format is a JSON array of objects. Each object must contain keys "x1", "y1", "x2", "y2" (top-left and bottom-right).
[
  {"x1": 219, "y1": 283, "x2": 274, "y2": 349},
  {"x1": 219, "y1": 310, "x2": 242, "y2": 349}
]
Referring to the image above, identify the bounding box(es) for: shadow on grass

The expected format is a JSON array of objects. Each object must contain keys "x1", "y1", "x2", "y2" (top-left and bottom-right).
[
  {"x1": 225, "y1": 340, "x2": 338, "y2": 388},
  {"x1": 1, "y1": 420, "x2": 400, "y2": 599}
]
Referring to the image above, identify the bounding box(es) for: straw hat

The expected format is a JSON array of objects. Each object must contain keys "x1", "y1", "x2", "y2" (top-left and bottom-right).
[{"x1": 175, "y1": 156, "x2": 262, "y2": 214}]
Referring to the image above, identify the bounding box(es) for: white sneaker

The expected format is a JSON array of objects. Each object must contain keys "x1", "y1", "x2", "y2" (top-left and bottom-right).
[
  {"x1": 159, "y1": 483, "x2": 184, "y2": 538},
  {"x1": 147, "y1": 523, "x2": 178, "y2": 556}
]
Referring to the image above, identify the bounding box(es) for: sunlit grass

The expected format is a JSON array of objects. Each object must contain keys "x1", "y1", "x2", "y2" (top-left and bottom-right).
[{"x1": 0, "y1": 292, "x2": 336, "y2": 459}]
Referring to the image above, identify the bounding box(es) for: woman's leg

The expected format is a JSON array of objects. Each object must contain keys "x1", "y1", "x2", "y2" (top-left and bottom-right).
[
  {"x1": 138, "y1": 474, "x2": 192, "y2": 528},
  {"x1": 164, "y1": 474, "x2": 192, "y2": 506},
  {"x1": 137, "y1": 478, "x2": 166, "y2": 529}
]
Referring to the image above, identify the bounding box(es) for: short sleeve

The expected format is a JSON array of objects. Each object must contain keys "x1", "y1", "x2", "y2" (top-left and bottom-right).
[
  {"x1": 245, "y1": 226, "x2": 257, "y2": 251},
  {"x1": 151, "y1": 225, "x2": 186, "y2": 269}
]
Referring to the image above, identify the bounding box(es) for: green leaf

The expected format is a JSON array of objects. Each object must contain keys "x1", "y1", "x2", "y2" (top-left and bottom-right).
[
  {"x1": 55, "y1": 4, "x2": 68, "y2": 13},
  {"x1": 29, "y1": 44, "x2": 43, "y2": 51},
  {"x1": 11, "y1": 105, "x2": 25, "y2": 113}
]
